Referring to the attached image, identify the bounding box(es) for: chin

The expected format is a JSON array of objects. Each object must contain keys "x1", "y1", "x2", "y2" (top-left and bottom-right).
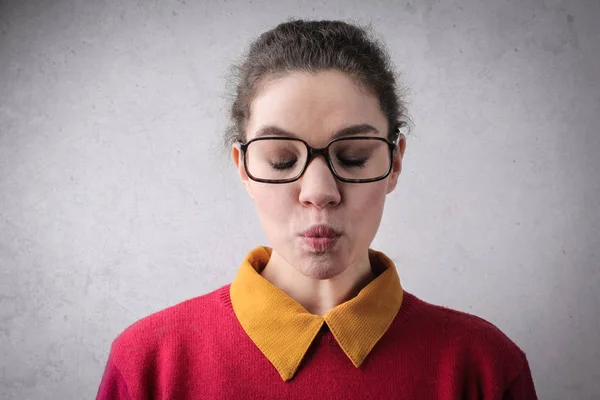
[{"x1": 296, "y1": 249, "x2": 348, "y2": 280}]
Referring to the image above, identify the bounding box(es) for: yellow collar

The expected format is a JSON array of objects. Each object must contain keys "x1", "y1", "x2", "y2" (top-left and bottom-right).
[{"x1": 230, "y1": 246, "x2": 403, "y2": 381}]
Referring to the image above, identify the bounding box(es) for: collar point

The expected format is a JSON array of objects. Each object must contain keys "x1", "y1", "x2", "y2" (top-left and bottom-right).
[{"x1": 278, "y1": 369, "x2": 296, "y2": 382}]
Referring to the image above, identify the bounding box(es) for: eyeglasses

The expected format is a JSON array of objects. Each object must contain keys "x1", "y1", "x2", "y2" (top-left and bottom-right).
[{"x1": 237, "y1": 136, "x2": 398, "y2": 184}]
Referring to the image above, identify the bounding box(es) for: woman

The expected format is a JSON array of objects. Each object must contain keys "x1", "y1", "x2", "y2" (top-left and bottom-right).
[{"x1": 97, "y1": 19, "x2": 538, "y2": 399}]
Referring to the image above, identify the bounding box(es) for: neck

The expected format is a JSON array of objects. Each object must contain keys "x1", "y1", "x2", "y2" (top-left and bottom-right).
[{"x1": 260, "y1": 250, "x2": 376, "y2": 316}]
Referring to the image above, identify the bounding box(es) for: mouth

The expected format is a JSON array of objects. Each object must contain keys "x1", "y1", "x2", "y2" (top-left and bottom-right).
[{"x1": 300, "y1": 224, "x2": 341, "y2": 252}]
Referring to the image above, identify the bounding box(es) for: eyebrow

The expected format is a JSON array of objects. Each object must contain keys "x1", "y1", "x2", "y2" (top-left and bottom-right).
[{"x1": 253, "y1": 123, "x2": 380, "y2": 140}]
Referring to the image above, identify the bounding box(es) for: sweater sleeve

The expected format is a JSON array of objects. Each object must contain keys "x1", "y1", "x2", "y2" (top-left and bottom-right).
[
  {"x1": 503, "y1": 356, "x2": 538, "y2": 399},
  {"x1": 96, "y1": 357, "x2": 131, "y2": 400}
]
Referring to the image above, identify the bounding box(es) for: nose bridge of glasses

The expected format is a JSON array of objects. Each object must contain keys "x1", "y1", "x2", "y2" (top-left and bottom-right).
[
  {"x1": 299, "y1": 145, "x2": 336, "y2": 182},
  {"x1": 305, "y1": 145, "x2": 335, "y2": 172},
  {"x1": 306, "y1": 145, "x2": 329, "y2": 161}
]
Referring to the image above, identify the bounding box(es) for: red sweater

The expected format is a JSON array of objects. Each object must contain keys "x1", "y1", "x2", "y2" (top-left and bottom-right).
[{"x1": 97, "y1": 285, "x2": 537, "y2": 399}]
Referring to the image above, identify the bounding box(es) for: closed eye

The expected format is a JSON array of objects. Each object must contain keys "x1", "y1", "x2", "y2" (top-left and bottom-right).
[
  {"x1": 270, "y1": 159, "x2": 297, "y2": 170},
  {"x1": 337, "y1": 156, "x2": 368, "y2": 168}
]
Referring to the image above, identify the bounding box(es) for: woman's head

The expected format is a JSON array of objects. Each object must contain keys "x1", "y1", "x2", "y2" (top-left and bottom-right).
[
  {"x1": 226, "y1": 19, "x2": 409, "y2": 279},
  {"x1": 225, "y1": 19, "x2": 408, "y2": 145}
]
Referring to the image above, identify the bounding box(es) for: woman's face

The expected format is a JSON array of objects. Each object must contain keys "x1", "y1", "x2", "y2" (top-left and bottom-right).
[{"x1": 232, "y1": 70, "x2": 406, "y2": 280}]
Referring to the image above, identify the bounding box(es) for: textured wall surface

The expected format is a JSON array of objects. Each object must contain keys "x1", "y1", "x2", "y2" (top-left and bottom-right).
[{"x1": 1, "y1": 0, "x2": 599, "y2": 398}]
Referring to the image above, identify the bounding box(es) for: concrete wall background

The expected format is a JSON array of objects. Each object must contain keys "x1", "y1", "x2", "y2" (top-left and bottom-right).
[{"x1": 1, "y1": 0, "x2": 599, "y2": 398}]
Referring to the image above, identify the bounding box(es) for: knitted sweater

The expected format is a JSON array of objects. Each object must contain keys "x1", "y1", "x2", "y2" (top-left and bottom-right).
[{"x1": 96, "y1": 285, "x2": 537, "y2": 399}]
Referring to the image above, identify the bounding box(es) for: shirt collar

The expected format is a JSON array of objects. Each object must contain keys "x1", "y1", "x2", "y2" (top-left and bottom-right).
[{"x1": 230, "y1": 246, "x2": 403, "y2": 381}]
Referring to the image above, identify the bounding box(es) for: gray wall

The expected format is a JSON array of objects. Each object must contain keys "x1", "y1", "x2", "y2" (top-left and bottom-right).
[{"x1": 1, "y1": 0, "x2": 598, "y2": 398}]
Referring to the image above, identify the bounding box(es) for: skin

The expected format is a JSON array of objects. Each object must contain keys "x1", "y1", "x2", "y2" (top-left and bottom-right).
[{"x1": 232, "y1": 70, "x2": 406, "y2": 316}]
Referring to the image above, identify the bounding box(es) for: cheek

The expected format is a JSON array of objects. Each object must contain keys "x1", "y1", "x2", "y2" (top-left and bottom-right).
[
  {"x1": 345, "y1": 182, "x2": 387, "y2": 215},
  {"x1": 250, "y1": 183, "x2": 296, "y2": 222}
]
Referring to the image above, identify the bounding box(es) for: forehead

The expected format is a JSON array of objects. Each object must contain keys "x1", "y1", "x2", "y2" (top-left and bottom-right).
[{"x1": 246, "y1": 70, "x2": 387, "y2": 144}]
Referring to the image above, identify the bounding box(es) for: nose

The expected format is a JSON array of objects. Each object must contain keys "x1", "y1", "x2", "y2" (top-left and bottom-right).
[{"x1": 298, "y1": 156, "x2": 341, "y2": 209}]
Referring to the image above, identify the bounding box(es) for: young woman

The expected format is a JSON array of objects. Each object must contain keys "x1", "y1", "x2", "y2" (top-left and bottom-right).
[{"x1": 97, "y1": 19, "x2": 538, "y2": 399}]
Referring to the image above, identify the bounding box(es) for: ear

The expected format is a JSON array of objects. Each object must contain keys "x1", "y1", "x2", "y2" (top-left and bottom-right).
[
  {"x1": 232, "y1": 143, "x2": 255, "y2": 200},
  {"x1": 386, "y1": 135, "x2": 406, "y2": 194}
]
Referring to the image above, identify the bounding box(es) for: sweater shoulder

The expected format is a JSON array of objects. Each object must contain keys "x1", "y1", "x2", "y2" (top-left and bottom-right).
[
  {"x1": 110, "y1": 284, "x2": 231, "y2": 359},
  {"x1": 408, "y1": 294, "x2": 525, "y2": 368},
  {"x1": 407, "y1": 292, "x2": 525, "y2": 354},
  {"x1": 403, "y1": 292, "x2": 528, "y2": 389}
]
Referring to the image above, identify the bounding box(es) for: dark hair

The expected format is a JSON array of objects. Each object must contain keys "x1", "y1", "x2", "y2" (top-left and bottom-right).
[{"x1": 224, "y1": 18, "x2": 410, "y2": 148}]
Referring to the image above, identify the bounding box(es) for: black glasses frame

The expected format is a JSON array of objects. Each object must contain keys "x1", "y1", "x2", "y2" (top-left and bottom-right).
[{"x1": 238, "y1": 136, "x2": 398, "y2": 184}]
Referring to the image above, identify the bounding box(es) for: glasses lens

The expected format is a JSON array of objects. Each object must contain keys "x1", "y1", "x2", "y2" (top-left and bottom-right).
[
  {"x1": 245, "y1": 139, "x2": 307, "y2": 181},
  {"x1": 329, "y1": 138, "x2": 391, "y2": 181}
]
